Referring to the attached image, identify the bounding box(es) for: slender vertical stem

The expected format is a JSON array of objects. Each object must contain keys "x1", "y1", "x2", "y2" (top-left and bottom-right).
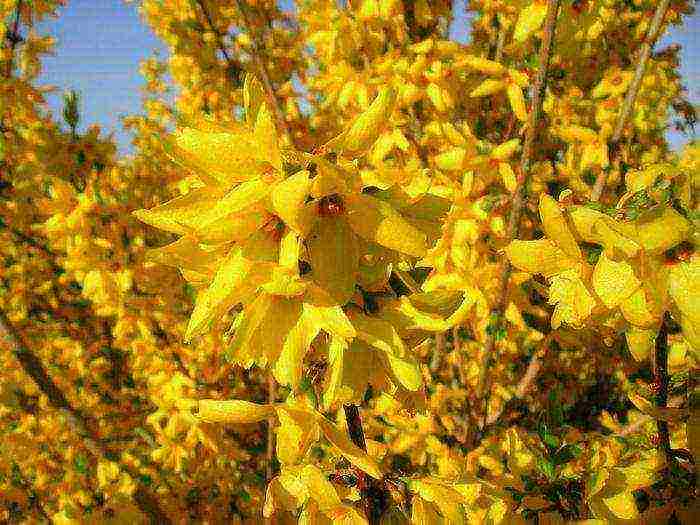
[
  {"x1": 474, "y1": 0, "x2": 561, "y2": 426},
  {"x1": 344, "y1": 403, "x2": 388, "y2": 524},
  {"x1": 653, "y1": 312, "x2": 673, "y2": 458},
  {"x1": 494, "y1": 24, "x2": 506, "y2": 63},
  {"x1": 232, "y1": 0, "x2": 293, "y2": 144},
  {"x1": 0, "y1": 311, "x2": 173, "y2": 525},
  {"x1": 590, "y1": 0, "x2": 671, "y2": 202},
  {"x1": 3, "y1": 0, "x2": 24, "y2": 78},
  {"x1": 193, "y1": 0, "x2": 233, "y2": 63},
  {"x1": 483, "y1": 335, "x2": 551, "y2": 428},
  {"x1": 343, "y1": 403, "x2": 367, "y2": 451},
  {"x1": 266, "y1": 374, "x2": 277, "y2": 482},
  {"x1": 452, "y1": 325, "x2": 461, "y2": 354},
  {"x1": 431, "y1": 333, "x2": 445, "y2": 373}
]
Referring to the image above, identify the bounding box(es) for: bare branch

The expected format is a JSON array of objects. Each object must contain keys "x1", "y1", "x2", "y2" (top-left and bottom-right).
[
  {"x1": 475, "y1": 0, "x2": 562, "y2": 413},
  {"x1": 483, "y1": 336, "x2": 551, "y2": 427},
  {"x1": 651, "y1": 312, "x2": 674, "y2": 459},
  {"x1": 0, "y1": 310, "x2": 173, "y2": 524},
  {"x1": 617, "y1": 394, "x2": 685, "y2": 437},
  {"x1": 3, "y1": 0, "x2": 24, "y2": 78},
  {"x1": 232, "y1": 0, "x2": 293, "y2": 145},
  {"x1": 590, "y1": 0, "x2": 671, "y2": 202}
]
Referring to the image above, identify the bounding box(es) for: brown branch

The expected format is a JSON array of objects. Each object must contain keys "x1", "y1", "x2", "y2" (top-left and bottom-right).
[
  {"x1": 232, "y1": 0, "x2": 293, "y2": 145},
  {"x1": 192, "y1": 0, "x2": 244, "y2": 84},
  {"x1": 474, "y1": 0, "x2": 561, "y2": 425},
  {"x1": 616, "y1": 394, "x2": 685, "y2": 437},
  {"x1": 494, "y1": 25, "x2": 506, "y2": 63},
  {"x1": 589, "y1": 0, "x2": 671, "y2": 202},
  {"x1": 343, "y1": 404, "x2": 388, "y2": 524},
  {"x1": 344, "y1": 404, "x2": 368, "y2": 451},
  {"x1": 3, "y1": 0, "x2": 23, "y2": 78},
  {"x1": 430, "y1": 333, "x2": 445, "y2": 373},
  {"x1": 266, "y1": 374, "x2": 277, "y2": 482},
  {"x1": 0, "y1": 310, "x2": 173, "y2": 525},
  {"x1": 483, "y1": 335, "x2": 551, "y2": 427},
  {"x1": 652, "y1": 312, "x2": 673, "y2": 458}
]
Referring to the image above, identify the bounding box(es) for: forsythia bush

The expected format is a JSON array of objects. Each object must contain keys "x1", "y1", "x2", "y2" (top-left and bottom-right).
[{"x1": 0, "y1": 0, "x2": 697, "y2": 523}]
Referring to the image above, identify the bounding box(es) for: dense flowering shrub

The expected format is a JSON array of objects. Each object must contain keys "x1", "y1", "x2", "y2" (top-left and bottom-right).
[{"x1": 0, "y1": 0, "x2": 697, "y2": 523}]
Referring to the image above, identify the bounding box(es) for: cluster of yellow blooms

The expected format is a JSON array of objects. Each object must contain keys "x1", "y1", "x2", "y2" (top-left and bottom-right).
[{"x1": 0, "y1": 0, "x2": 697, "y2": 523}]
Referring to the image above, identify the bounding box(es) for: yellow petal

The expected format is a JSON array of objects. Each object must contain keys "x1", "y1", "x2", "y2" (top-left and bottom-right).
[
  {"x1": 625, "y1": 327, "x2": 655, "y2": 361},
  {"x1": 668, "y1": 258, "x2": 700, "y2": 349},
  {"x1": 326, "y1": 86, "x2": 397, "y2": 157},
  {"x1": 200, "y1": 178, "x2": 273, "y2": 231},
  {"x1": 275, "y1": 407, "x2": 321, "y2": 466},
  {"x1": 133, "y1": 187, "x2": 224, "y2": 235},
  {"x1": 175, "y1": 128, "x2": 270, "y2": 185},
  {"x1": 506, "y1": 83, "x2": 528, "y2": 121},
  {"x1": 253, "y1": 102, "x2": 282, "y2": 171},
  {"x1": 548, "y1": 268, "x2": 596, "y2": 329},
  {"x1": 244, "y1": 73, "x2": 266, "y2": 126},
  {"x1": 426, "y1": 83, "x2": 451, "y2": 112},
  {"x1": 345, "y1": 195, "x2": 427, "y2": 257},
  {"x1": 185, "y1": 247, "x2": 257, "y2": 342},
  {"x1": 620, "y1": 287, "x2": 661, "y2": 328},
  {"x1": 194, "y1": 399, "x2": 274, "y2": 424},
  {"x1": 318, "y1": 417, "x2": 382, "y2": 479},
  {"x1": 410, "y1": 479, "x2": 466, "y2": 525},
  {"x1": 504, "y1": 239, "x2": 577, "y2": 277},
  {"x1": 556, "y1": 125, "x2": 598, "y2": 143},
  {"x1": 322, "y1": 337, "x2": 349, "y2": 410},
  {"x1": 193, "y1": 208, "x2": 267, "y2": 245},
  {"x1": 396, "y1": 289, "x2": 477, "y2": 332},
  {"x1": 514, "y1": 1, "x2": 548, "y2": 42},
  {"x1": 272, "y1": 170, "x2": 315, "y2": 236},
  {"x1": 384, "y1": 353, "x2": 422, "y2": 391},
  {"x1": 301, "y1": 465, "x2": 342, "y2": 511},
  {"x1": 411, "y1": 497, "x2": 444, "y2": 524},
  {"x1": 349, "y1": 312, "x2": 422, "y2": 391},
  {"x1": 636, "y1": 207, "x2": 690, "y2": 253},
  {"x1": 569, "y1": 206, "x2": 640, "y2": 258},
  {"x1": 145, "y1": 236, "x2": 226, "y2": 277},
  {"x1": 272, "y1": 306, "x2": 322, "y2": 388},
  {"x1": 539, "y1": 194, "x2": 582, "y2": 260},
  {"x1": 455, "y1": 55, "x2": 505, "y2": 76},
  {"x1": 307, "y1": 217, "x2": 360, "y2": 304},
  {"x1": 491, "y1": 138, "x2": 521, "y2": 161},
  {"x1": 435, "y1": 147, "x2": 467, "y2": 171},
  {"x1": 592, "y1": 252, "x2": 641, "y2": 309},
  {"x1": 499, "y1": 162, "x2": 518, "y2": 193},
  {"x1": 602, "y1": 491, "x2": 638, "y2": 520},
  {"x1": 470, "y1": 79, "x2": 506, "y2": 97}
]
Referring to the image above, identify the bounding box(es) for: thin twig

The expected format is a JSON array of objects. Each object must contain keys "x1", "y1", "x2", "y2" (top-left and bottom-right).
[
  {"x1": 343, "y1": 404, "x2": 388, "y2": 524},
  {"x1": 232, "y1": 0, "x2": 292, "y2": 144},
  {"x1": 474, "y1": 0, "x2": 561, "y2": 427},
  {"x1": 589, "y1": 0, "x2": 671, "y2": 202},
  {"x1": 494, "y1": 24, "x2": 506, "y2": 63},
  {"x1": 266, "y1": 374, "x2": 277, "y2": 482},
  {"x1": 430, "y1": 333, "x2": 445, "y2": 373},
  {"x1": 0, "y1": 310, "x2": 173, "y2": 524},
  {"x1": 483, "y1": 335, "x2": 551, "y2": 427},
  {"x1": 616, "y1": 394, "x2": 685, "y2": 437},
  {"x1": 3, "y1": 0, "x2": 24, "y2": 78},
  {"x1": 652, "y1": 312, "x2": 673, "y2": 459}
]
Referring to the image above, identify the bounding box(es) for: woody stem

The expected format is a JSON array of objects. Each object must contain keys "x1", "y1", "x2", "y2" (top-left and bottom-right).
[
  {"x1": 473, "y1": 0, "x2": 561, "y2": 440},
  {"x1": 589, "y1": 0, "x2": 671, "y2": 202}
]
